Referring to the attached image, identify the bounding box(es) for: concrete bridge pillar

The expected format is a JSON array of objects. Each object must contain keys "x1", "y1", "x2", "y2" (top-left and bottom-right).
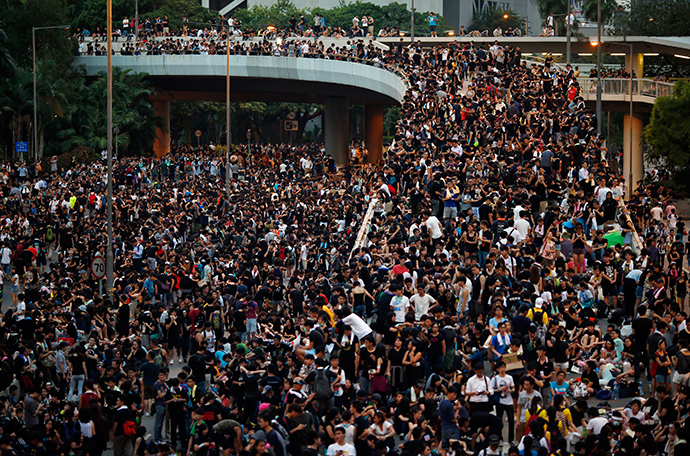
[
  {"x1": 623, "y1": 113, "x2": 644, "y2": 193},
  {"x1": 365, "y1": 105, "x2": 384, "y2": 163},
  {"x1": 626, "y1": 53, "x2": 644, "y2": 78},
  {"x1": 152, "y1": 99, "x2": 171, "y2": 158},
  {"x1": 325, "y1": 97, "x2": 349, "y2": 165}
]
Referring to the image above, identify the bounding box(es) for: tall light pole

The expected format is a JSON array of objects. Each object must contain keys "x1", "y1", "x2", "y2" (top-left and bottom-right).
[
  {"x1": 226, "y1": 32, "x2": 231, "y2": 199},
  {"x1": 596, "y1": 0, "x2": 602, "y2": 135},
  {"x1": 565, "y1": 0, "x2": 572, "y2": 64},
  {"x1": 626, "y1": 42, "x2": 634, "y2": 192},
  {"x1": 33, "y1": 25, "x2": 70, "y2": 162},
  {"x1": 106, "y1": 0, "x2": 114, "y2": 299},
  {"x1": 410, "y1": 0, "x2": 415, "y2": 42},
  {"x1": 135, "y1": 0, "x2": 139, "y2": 42}
]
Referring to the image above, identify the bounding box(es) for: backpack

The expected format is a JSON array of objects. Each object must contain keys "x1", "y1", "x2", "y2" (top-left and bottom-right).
[
  {"x1": 313, "y1": 368, "x2": 332, "y2": 400},
  {"x1": 123, "y1": 420, "x2": 137, "y2": 436},
  {"x1": 272, "y1": 419, "x2": 291, "y2": 446},
  {"x1": 151, "y1": 349, "x2": 164, "y2": 367},
  {"x1": 532, "y1": 310, "x2": 547, "y2": 344},
  {"x1": 528, "y1": 407, "x2": 543, "y2": 424},
  {"x1": 46, "y1": 227, "x2": 55, "y2": 242},
  {"x1": 212, "y1": 312, "x2": 222, "y2": 331}
]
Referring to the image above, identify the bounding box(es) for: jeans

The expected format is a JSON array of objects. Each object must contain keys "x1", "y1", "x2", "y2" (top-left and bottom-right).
[
  {"x1": 68, "y1": 374, "x2": 85, "y2": 402},
  {"x1": 154, "y1": 404, "x2": 166, "y2": 442},
  {"x1": 359, "y1": 375, "x2": 370, "y2": 395},
  {"x1": 478, "y1": 250, "x2": 489, "y2": 267},
  {"x1": 495, "y1": 403, "x2": 515, "y2": 442}
]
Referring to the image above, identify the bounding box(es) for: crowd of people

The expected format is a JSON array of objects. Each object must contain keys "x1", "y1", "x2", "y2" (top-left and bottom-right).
[{"x1": 2, "y1": 23, "x2": 689, "y2": 456}]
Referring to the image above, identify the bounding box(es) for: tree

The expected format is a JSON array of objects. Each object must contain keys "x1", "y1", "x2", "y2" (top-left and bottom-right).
[
  {"x1": 615, "y1": 0, "x2": 689, "y2": 36},
  {"x1": 644, "y1": 80, "x2": 690, "y2": 171},
  {"x1": 470, "y1": 8, "x2": 524, "y2": 33},
  {"x1": 0, "y1": 24, "x2": 16, "y2": 78},
  {"x1": 532, "y1": 0, "x2": 568, "y2": 22},
  {"x1": 580, "y1": 0, "x2": 619, "y2": 27},
  {"x1": 0, "y1": 0, "x2": 74, "y2": 71}
]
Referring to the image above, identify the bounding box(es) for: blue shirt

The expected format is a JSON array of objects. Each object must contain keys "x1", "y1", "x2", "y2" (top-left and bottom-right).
[
  {"x1": 428, "y1": 15, "x2": 437, "y2": 25},
  {"x1": 438, "y1": 398, "x2": 456, "y2": 429}
]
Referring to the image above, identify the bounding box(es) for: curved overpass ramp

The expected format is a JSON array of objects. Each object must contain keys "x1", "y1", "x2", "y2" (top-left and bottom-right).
[{"x1": 73, "y1": 55, "x2": 408, "y2": 161}]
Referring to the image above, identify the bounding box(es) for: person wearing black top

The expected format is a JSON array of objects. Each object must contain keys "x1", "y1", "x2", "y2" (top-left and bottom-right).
[{"x1": 113, "y1": 394, "x2": 134, "y2": 456}]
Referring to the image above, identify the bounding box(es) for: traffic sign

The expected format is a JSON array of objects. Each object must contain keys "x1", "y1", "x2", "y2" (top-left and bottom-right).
[
  {"x1": 15, "y1": 142, "x2": 28, "y2": 154},
  {"x1": 91, "y1": 256, "x2": 106, "y2": 279},
  {"x1": 284, "y1": 120, "x2": 298, "y2": 131},
  {"x1": 195, "y1": 130, "x2": 202, "y2": 138}
]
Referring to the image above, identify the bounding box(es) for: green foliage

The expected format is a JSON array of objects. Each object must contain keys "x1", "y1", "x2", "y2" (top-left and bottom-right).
[
  {"x1": 52, "y1": 67, "x2": 160, "y2": 156},
  {"x1": 470, "y1": 8, "x2": 524, "y2": 33},
  {"x1": 234, "y1": 0, "x2": 446, "y2": 35},
  {"x1": 644, "y1": 80, "x2": 690, "y2": 171},
  {"x1": 615, "y1": 0, "x2": 689, "y2": 36},
  {"x1": 580, "y1": 0, "x2": 619, "y2": 26},
  {"x1": 0, "y1": 0, "x2": 73, "y2": 70},
  {"x1": 64, "y1": 0, "x2": 217, "y2": 33},
  {"x1": 532, "y1": 0, "x2": 568, "y2": 21},
  {"x1": 0, "y1": 24, "x2": 16, "y2": 78}
]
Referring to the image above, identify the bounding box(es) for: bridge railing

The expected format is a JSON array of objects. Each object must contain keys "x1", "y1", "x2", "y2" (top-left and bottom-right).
[
  {"x1": 79, "y1": 50, "x2": 410, "y2": 87},
  {"x1": 576, "y1": 77, "x2": 675, "y2": 99}
]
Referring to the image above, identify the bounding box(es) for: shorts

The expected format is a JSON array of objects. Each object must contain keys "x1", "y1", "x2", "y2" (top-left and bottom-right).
[
  {"x1": 656, "y1": 374, "x2": 671, "y2": 384},
  {"x1": 144, "y1": 385, "x2": 155, "y2": 400},
  {"x1": 246, "y1": 318, "x2": 257, "y2": 333},
  {"x1": 305, "y1": 348, "x2": 316, "y2": 357},
  {"x1": 573, "y1": 248, "x2": 585, "y2": 255},
  {"x1": 554, "y1": 362, "x2": 569, "y2": 371},
  {"x1": 673, "y1": 371, "x2": 690, "y2": 385},
  {"x1": 430, "y1": 25, "x2": 437, "y2": 32},
  {"x1": 441, "y1": 426, "x2": 460, "y2": 449}
]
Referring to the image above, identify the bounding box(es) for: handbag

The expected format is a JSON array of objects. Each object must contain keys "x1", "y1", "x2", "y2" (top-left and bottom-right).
[{"x1": 371, "y1": 374, "x2": 389, "y2": 393}]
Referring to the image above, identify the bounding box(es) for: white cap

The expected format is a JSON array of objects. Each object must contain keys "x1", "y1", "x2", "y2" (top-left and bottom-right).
[{"x1": 535, "y1": 298, "x2": 544, "y2": 308}]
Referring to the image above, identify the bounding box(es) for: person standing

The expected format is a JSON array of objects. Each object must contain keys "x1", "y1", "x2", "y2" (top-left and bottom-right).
[
  {"x1": 465, "y1": 364, "x2": 493, "y2": 414},
  {"x1": 153, "y1": 370, "x2": 169, "y2": 444},
  {"x1": 439, "y1": 386, "x2": 460, "y2": 456},
  {"x1": 427, "y1": 13, "x2": 438, "y2": 37},
  {"x1": 113, "y1": 394, "x2": 134, "y2": 456},
  {"x1": 492, "y1": 361, "x2": 515, "y2": 443}
]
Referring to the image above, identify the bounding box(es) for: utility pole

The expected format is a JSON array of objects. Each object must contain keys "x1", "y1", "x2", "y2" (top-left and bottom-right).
[
  {"x1": 566, "y1": 0, "x2": 572, "y2": 64},
  {"x1": 226, "y1": 33, "x2": 231, "y2": 199},
  {"x1": 596, "y1": 0, "x2": 602, "y2": 135},
  {"x1": 410, "y1": 0, "x2": 415, "y2": 42},
  {"x1": 106, "y1": 0, "x2": 114, "y2": 299}
]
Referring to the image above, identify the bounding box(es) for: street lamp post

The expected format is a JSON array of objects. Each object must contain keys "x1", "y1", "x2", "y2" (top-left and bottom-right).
[
  {"x1": 410, "y1": 0, "x2": 415, "y2": 42},
  {"x1": 106, "y1": 0, "x2": 114, "y2": 299},
  {"x1": 565, "y1": 0, "x2": 572, "y2": 64},
  {"x1": 226, "y1": 32, "x2": 231, "y2": 200},
  {"x1": 596, "y1": 0, "x2": 602, "y2": 135},
  {"x1": 32, "y1": 25, "x2": 70, "y2": 162},
  {"x1": 625, "y1": 42, "x2": 634, "y2": 192},
  {"x1": 135, "y1": 0, "x2": 139, "y2": 42}
]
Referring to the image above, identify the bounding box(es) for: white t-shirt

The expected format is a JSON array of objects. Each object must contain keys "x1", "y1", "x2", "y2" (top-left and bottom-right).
[
  {"x1": 425, "y1": 216, "x2": 443, "y2": 239},
  {"x1": 16, "y1": 301, "x2": 26, "y2": 321},
  {"x1": 391, "y1": 295, "x2": 410, "y2": 323},
  {"x1": 491, "y1": 374, "x2": 515, "y2": 406},
  {"x1": 327, "y1": 442, "x2": 356, "y2": 456},
  {"x1": 341, "y1": 314, "x2": 372, "y2": 340},
  {"x1": 410, "y1": 293, "x2": 436, "y2": 320}
]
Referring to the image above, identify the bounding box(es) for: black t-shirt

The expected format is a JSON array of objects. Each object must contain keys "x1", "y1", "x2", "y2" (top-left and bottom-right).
[
  {"x1": 308, "y1": 329, "x2": 326, "y2": 353},
  {"x1": 68, "y1": 354, "x2": 86, "y2": 376},
  {"x1": 427, "y1": 332, "x2": 446, "y2": 359},
  {"x1": 581, "y1": 369, "x2": 600, "y2": 390},
  {"x1": 660, "y1": 397, "x2": 677, "y2": 424},
  {"x1": 114, "y1": 406, "x2": 135, "y2": 436},
  {"x1": 632, "y1": 317, "x2": 653, "y2": 349}
]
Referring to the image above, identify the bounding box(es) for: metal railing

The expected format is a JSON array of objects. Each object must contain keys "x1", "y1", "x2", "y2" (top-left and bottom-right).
[
  {"x1": 577, "y1": 77, "x2": 675, "y2": 99},
  {"x1": 79, "y1": 49, "x2": 410, "y2": 86}
]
